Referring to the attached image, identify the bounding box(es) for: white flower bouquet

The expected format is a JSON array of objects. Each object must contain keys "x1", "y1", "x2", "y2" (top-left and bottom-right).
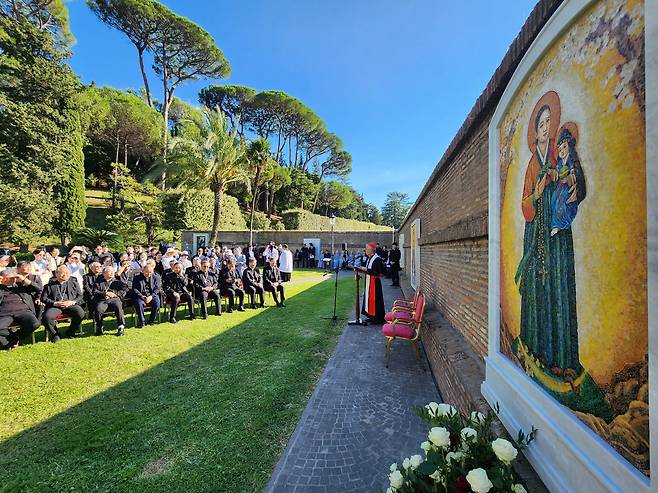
[{"x1": 386, "y1": 402, "x2": 536, "y2": 493}]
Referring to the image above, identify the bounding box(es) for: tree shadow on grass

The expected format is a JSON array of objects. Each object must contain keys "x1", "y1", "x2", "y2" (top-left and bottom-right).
[{"x1": 0, "y1": 277, "x2": 355, "y2": 493}]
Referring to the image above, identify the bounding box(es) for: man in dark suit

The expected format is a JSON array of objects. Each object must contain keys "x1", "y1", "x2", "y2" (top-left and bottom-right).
[
  {"x1": 389, "y1": 242, "x2": 401, "y2": 287},
  {"x1": 0, "y1": 267, "x2": 42, "y2": 349},
  {"x1": 242, "y1": 257, "x2": 265, "y2": 308},
  {"x1": 131, "y1": 263, "x2": 161, "y2": 327},
  {"x1": 42, "y1": 265, "x2": 85, "y2": 342},
  {"x1": 264, "y1": 257, "x2": 286, "y2": 307},
  {"x1": 82, "y1": 261, "x2": 102, "y2": 315},
  {"x1": 193, "y1": 259, "x2": 221, "y2": 319},
  {"x1": 163, "y1": 262, "x2": 194, "y2": 323},
  {"x1": 92, "y1": 266, "x2": 127, "y2": 336},
  {"x1": 220, "y1": 258, "x2": 245, "y2": 312}
]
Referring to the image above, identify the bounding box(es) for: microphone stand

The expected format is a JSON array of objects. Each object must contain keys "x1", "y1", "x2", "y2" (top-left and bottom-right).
[{"x1": 322, "y1": 266, "x2": 345, "y2": 323}]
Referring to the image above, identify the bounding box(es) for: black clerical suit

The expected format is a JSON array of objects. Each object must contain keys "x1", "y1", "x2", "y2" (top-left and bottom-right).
[
  {"x1": 82, "y1": 271, "x2": 98, "y2": 314},
  {"x1": 0, "y1": 276, "x2": 42, "y2": 348},
  {"x1": 389, "y1": 248, "x2": 401, "y2": 287},
  {"x1": 163, "y1": 271, "x2": 194, "y2": 322},
  {"x1": 220, "y1": 267, "x2": 245, "y2": 312},
  {"x1": 92, "y1": 276, "x2": 127, "y2": 334},
  {"x1": 42, "y1": 277, "x2": 85, "y2": 338},
  {"x1": 131, "y1": 272, "x2": 162, "y2": 326},
  {"x1": 193, "y1": 269, "x2": 221, "y2": 318},
  {"x1": 264, "y1": 265, "x2": 286, "y2": 307},
  {"x1": 242, "y1": 267, "x2": 265, "y2": 308}
]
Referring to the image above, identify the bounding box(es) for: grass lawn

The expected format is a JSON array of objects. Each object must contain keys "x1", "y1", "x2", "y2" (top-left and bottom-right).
[{"x1": 0, "y1": 271, "x2": 354, "y2": 492}]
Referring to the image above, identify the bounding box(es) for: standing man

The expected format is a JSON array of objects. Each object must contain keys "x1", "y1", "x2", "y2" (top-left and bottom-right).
[
  {"x1": 193, "y1": 259, "x2": 221, "y2": 319},
  {"x1": 131, "y1": 263, "x2": 162, "y2": 327},
  {"x1": 264, "y1": 257, "x2": 286, "y2": 308},
  {"x1": 279, "y1": 244, "x2": 293, "y2": 281},
  {"x1": 92, "y1": 266, "x2": 127, "y2": 336},
  {"x1": 308, "y1": 243, "x2": 316, "y2": 269},
  {"x1": 242, "y1": 257, "x2": 265, "y2": 308},
  {"x1": 300, "y1": 244, "x2": 309, "y2": 268},
  {"x1": 42, "y1": 265, "x2": 85, "y2": 341},
  {"x1": 356, "y1": 242, "x2": 385, "y2": 324},
  {"x1": 389, "y1": 242, "x2": 401, "y2": 287}
]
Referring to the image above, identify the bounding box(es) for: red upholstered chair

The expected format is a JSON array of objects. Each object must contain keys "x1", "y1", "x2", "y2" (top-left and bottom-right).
[
  {"x1": 392, "y1": 289, "x2": 420, "y2": 311},
  {"x1": 45, "y1": 312, "x2": 77, "y2": 342},
  {"x1": 381, "y1": 294, "x2": 426, "y2": 368}
]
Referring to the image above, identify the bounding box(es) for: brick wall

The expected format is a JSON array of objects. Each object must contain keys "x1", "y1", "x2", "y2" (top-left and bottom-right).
[{"x1": 398, "y1": 0, "x2": 564, "y2": 415}]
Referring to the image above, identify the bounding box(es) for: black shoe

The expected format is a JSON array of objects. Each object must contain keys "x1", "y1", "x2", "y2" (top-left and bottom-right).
[
  {"x1": 189, "y1": 315, "x2": 196, "y2": 321},
  {"x1": 259, "y1": 303, "x2": 265, "y2": 308},
  {"x1": 280, "y1": 301, "x2": 286, "y2": 307},
  {"x1": 227, "y1": 308, "x2": 233, "y2": 313},
  {"x1": 238, "y1": 306, "x2": 245, "y2": 312},
  {"x1": 202, "y1": 314, "x2": 209, "y2": 320},
  {"x1": 251, "y1": 303, "x2": 257, "y2": 309},
  {"x1": 136, "y1": 320, "x2": 145, "y2": 328},
  {"x1": 116, "y1": 324, "x2": 125, "y2": 337},
  {"x1": 169, "y1": 318, "x2": 177, "y2": 324},
  {"x1": 51, "y1": 335, "x2": 61, "y2": 343},
  {"x1": 96, "y1": 324, "x2": 104, "y2": 336}
]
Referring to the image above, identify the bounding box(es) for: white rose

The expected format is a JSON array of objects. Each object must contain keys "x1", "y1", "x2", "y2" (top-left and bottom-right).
[
  {"x1": 402, "y1": 457, "x2": 411, "y2": 470},
  {"x1": 421, "y1": 440, "x2": 432, "y2": 452},
  {"x1": 410, "y1": 454, "x2": 423, "y2": 469},
  {"x1": 389, "y1": 462, "x2": 398, "y2": 472},
  {"x1": 445, "y1": 451, "x2": 464, "y2": 464},
  {"x1": 389, "y1": 470, "x2": 404, "y2": 489},
  {"x1": 429, "y1": 468, "x2": 443, "y2": 482},
  {"x1": 470, "y1": 411, "x2": 486, "y2": 424},
  {"x1": 491, "y1": 438, "x2": 518, "y2": 464},
  {"x1": 436, "y1": 403, "x2": 457, "y2": 417},
  {"x1": 461, "y1": 427, "x2": 478, "y2": 442},
  {"x1": 512, "y1": 484, "x2": 528, "y2": 493},
  {"x1": 428, "y1": 427, "x2": 451, "y2": 448},
  {"x1": 466, "y1": 468, "x2": 494, "y2": 493},
  {"x1": 426, "y1": 401, "x2": 440, "y2": 416}
]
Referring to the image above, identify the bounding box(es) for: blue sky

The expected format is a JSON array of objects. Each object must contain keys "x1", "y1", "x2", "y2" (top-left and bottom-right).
[{"x1": 67, "y1": 0, "x2": 537, "y2": 208}]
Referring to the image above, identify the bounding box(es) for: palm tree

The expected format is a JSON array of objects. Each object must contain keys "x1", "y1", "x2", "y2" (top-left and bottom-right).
[
  {"x1": 167, "y1": 106, "x2": 248, "y2": 245},
  {"x1": 246, "y1": 137, "x2": 273, "y2": 245}
]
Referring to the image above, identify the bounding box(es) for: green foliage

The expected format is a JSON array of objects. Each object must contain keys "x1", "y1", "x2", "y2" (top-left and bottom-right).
[
  {"x1": 317, "y1": 180, "x2": 352, "y2": 214},
  {"x1": 274, "y1": 169, "x2": 320, "y2": 212},
  {"x1": 199, "y1": 84, "x2": 256, "y2": 135},
  {"x1": 271, "y1": 220, "x2": 285, "y2": 231},
  {"x1": 281, "y1": 209, "x2": 392, "y2": 232},
  {"x1": 381, "y1": 192, "x2": 411, "y2": 229},
  {"x1": 245, "y1": 211, "x2": 270, "y2": 231},
  {"x1": 71, "y1": 227, "x2": 123, "y2": 250},
  {"x1": 162, "y1": 188, "x2": 246, "y2": 232},
  {"x1": 52, "y1": 104, "x2": 87, "y2": 238},
  {"x1": 0, "y1": 11, "x2": 82, "y2": 246},
  {"x1": 166, "y1": 106, "x2": 248, "y2": 243},
  {"x1": 2, "y1": 0, "x2": 75, "y2": 48}
]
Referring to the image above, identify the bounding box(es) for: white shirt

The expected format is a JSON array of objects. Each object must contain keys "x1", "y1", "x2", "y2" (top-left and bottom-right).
[
  {"x1": 279, "y1": 250, "x2": 293, "y2": 273},
  {"x1": 65, "y1": 261, "x2": 85, "y2": 289},
  {"x1": 265, "y1": 247, "x2": 279, "y2": 262},
  {"x1": 161, "y1": 255, "x2": 177, "y2": 270}
]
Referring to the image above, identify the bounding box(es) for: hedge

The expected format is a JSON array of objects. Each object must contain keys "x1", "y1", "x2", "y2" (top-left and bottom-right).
[
  {"x1": 281, "y1": 209, "x2": 393, "y2": 232},
  {"x1": 163, "y1": 189, "x2": 247, "y2": 231}
]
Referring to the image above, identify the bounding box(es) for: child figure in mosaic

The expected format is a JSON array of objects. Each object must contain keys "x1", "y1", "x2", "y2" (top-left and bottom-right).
[{"x1": 550, "y1": 124, "x2": 583, "y2": 236}]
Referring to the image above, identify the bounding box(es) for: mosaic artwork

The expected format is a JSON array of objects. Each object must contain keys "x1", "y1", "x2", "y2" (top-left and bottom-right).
[{"x1": 498, "y1": 0, "x2": 648, "y2": 476}]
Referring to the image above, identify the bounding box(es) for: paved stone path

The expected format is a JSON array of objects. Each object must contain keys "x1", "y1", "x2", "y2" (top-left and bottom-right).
[{"x1": 266, "y1": 275, "x2": 440, "y2": 492}]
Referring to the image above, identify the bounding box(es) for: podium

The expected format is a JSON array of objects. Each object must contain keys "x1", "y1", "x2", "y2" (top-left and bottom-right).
[{"x1": 348, "y1": 268, "x2": 367, "y2": 325}]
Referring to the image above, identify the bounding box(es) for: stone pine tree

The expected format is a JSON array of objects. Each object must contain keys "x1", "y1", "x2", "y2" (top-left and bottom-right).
[
  {"x1": 381, "y1": 192, "x2": 411, "y2": 229},
  {"x1": 199, "y1": 84, "x2": 257, "y2": 136},
  {"x1": 87, "y1": 0, "x2": 231, "y2": 187}
]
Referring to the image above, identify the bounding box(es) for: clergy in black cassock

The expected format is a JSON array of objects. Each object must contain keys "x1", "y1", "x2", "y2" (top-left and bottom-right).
[{"x1": 357, "y1": 242, "x2": 385, "y2": 324}]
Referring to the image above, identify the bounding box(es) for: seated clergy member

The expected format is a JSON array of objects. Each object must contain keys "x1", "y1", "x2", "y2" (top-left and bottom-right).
[
  {"x1": 242, "y1": 257, "x2": 265, "y2": 309},
  {"x1": 220, "y1": 257, "x2": 245, "y2": 312},
  {"x1": 193, "y1": 259, "x2": 221, "y2": 319},
  {"x1": 83, "y1": 262, "x2": 102, "y2": 310},
  {"x1": 131, "y1": 263, "x2": 161, "y2": 327},
  {"x1": 163, "y1": 262, "x2": 194, "y2": 324},
  {"x1": 0, "y1": 268, "x2": 42, "y2": 349},
  {"x1": 264, "y1": 257, "x2": 286, "y2": 307},
  {"x1": 92, "y1": 266, "x2": 127, "y2": 336},
  {"x1": 42, "y1": 265, "x2": 85, "y2": 342}
]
